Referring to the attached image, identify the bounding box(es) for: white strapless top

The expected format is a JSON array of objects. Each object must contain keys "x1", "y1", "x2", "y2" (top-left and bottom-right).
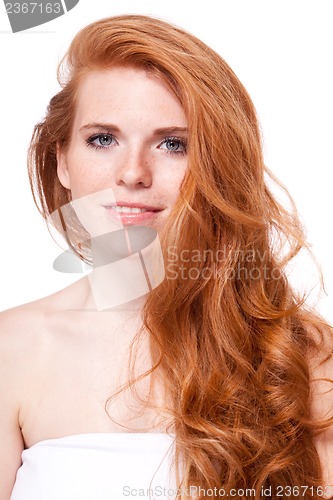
[{"x1": 10, "y1": 432, "x2": 180, "y2": 500}]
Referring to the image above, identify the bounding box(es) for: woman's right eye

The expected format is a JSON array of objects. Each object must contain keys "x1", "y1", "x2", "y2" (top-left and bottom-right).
[{"x1": 85, "y1": 133, "x2": 116, "y2": 150}]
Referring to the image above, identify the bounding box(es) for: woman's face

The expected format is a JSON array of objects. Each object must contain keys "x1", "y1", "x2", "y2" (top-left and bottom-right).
[{"x1": 57, "y1": 66, "x2": 188, "y2": 234}]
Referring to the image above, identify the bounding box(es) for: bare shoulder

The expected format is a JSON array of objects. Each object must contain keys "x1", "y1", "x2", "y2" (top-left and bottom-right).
[
  {"x1": 0, "y1": 301, "x2": 51, "y2": 498},
  {"x1": 0, "y1": 278, "x2": 85, "y2": 381},
  {"x1": 0, "y1": 279, "x2": 94, "y2": 497},
  {"x1": 0, "y1": 302, "x2": 45, "y2": 389},
  {"x1": 0, "y1": 300, "x2": 52, "y2": 422},
  {"x1": 0, "y1": 276, "x2": 89, "y2": 347},
  {"x1": 0, "y1": 276, "x2": 95, "y2": 394},
  {"x1": 305, "y1": 319, "x2": 333, "y2": 485},
  {"x1": 0, "y1": 302, "x2": 46, "y2": 364}
]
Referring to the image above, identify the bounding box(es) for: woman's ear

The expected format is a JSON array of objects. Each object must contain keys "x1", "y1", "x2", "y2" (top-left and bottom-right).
[{"x1": 56, "y1": 143, "x2": 71, "y2": 189}]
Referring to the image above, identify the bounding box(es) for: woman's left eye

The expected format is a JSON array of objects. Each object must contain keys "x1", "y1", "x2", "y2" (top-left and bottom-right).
[
  {"x1": 159, "y1": 137, "x2": 187, "y2": 155},
  {"x1": 85, "y1": 133, "x2": 116, "y2": 150}
]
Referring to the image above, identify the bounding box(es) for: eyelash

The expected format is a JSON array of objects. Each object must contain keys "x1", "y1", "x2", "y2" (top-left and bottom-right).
[{"x1": 85, "y1": 133, "x2": 187, "y2": 155}]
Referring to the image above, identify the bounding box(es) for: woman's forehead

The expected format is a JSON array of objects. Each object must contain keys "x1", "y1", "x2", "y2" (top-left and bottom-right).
[{"x1": 73, "y1": 67, "x2": 187, "y2": 130}]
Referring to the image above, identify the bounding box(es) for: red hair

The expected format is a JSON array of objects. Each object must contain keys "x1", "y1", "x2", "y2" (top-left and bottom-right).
[{"x1": 28, "y1": 15, "x2": 333, "y2": 499}]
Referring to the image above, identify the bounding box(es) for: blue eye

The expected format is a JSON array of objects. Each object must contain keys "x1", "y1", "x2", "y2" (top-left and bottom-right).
[
  {"x1": 86, "y1": 133, "x2": 115, "y2": 150},
  {"x1": 159, "y1": 137, "x2": 187, "y2": 155}
]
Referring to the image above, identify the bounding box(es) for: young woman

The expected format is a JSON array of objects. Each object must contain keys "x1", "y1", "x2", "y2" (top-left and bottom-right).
[{"x1": 1, "y1": 14, "x2": 332, "y2": 500}]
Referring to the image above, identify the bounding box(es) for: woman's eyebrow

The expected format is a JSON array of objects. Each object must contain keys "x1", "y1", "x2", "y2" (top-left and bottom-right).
[
  {"x1": 79, "y1": 122, "x2": 120, "y2": 132},
  {"x1": 79, "y1": 123, "x2": 188, "y2": 135},
  {"x1": 153, "y1": 126, "x2": 188, "y2": 136}
]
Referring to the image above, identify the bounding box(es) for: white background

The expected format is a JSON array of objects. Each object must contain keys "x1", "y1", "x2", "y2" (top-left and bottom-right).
[{"x1": 0, "y1": 0, "x2": 332, "y2": 323}]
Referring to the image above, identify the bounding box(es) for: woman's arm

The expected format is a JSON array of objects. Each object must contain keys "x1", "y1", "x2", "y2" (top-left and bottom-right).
[{"x1": 0, "y1": 311, "x2": 25, "y2": 499}]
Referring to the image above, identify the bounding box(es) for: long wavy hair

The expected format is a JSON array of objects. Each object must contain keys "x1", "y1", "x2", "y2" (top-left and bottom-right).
[{"x1": 28, "y1": 14, "x2": 333, "y2": 499}]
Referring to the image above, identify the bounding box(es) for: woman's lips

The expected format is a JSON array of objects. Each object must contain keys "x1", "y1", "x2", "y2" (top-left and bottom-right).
[{"x1": 104, "y1": 205, "x2": 163, "y2": 225}]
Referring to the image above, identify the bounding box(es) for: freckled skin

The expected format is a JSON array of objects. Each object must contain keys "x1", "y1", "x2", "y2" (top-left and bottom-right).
[{"x1": 57, "y1": 67, "x2": 189, "y2": 233}]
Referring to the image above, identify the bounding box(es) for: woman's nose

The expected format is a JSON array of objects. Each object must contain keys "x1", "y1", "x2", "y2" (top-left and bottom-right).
[{"x1": 115, "y1": 147, "x2": 152, "y2": 188}]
